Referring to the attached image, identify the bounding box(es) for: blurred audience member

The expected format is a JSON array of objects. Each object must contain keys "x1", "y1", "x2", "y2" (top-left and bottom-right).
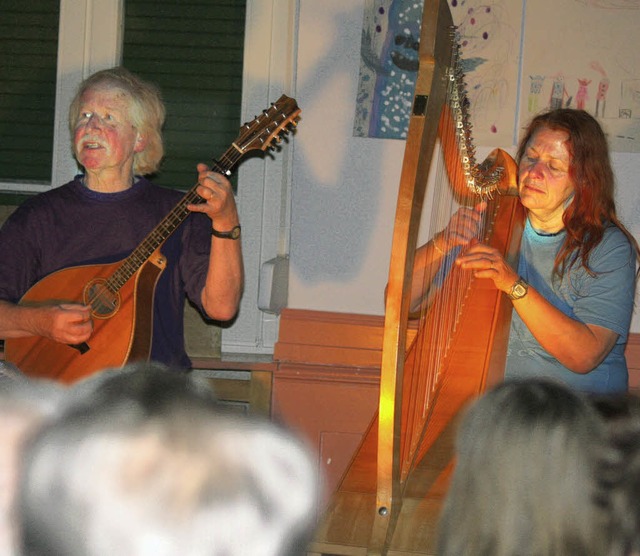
[
  {"x1": 437, "y1": 379, "x2": 611, "y2": 556},
  {"x1": 19, "y1": 363, "x2": 318, "y2": 556},
  {"x1": 0, "y1": 378, "x2": 65, "y2": 555},
  {"x1": 0, "y1": 360, "x2": 28, "y2": 384},
  {"x1": 595, "y1": 392, "x2": 640, "y2": 556}
]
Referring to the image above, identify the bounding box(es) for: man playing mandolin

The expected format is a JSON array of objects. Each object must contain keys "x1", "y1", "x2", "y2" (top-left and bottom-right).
[{"x1": 0, "y1": 67, "x2": 244, "y2": 380}]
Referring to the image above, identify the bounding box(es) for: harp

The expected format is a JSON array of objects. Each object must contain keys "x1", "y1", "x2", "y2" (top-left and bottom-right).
[{"x1": 309, "y1": 1, "x2": 524, "y2": 554}]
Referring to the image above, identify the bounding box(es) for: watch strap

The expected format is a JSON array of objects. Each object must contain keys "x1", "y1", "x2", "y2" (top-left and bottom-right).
[{"x1": 211, "y1": 224, "x2": 241, "y2": 240}]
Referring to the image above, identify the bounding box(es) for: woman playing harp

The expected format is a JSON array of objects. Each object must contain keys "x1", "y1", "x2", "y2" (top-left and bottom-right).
[{"x1": 413, "y1": 108, "x2": 638, "y2": 394}]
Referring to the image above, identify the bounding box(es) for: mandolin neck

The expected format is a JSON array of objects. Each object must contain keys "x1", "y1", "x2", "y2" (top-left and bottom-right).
[
  {"x1": 98, "y1": 93, "x2": 301, "y2": 295},
  {"x1": 106, "y1": 148, "x2": 239, "y2": 292}
]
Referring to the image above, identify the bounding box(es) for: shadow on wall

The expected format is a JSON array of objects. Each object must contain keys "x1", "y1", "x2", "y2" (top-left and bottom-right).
[{"x1": 290, "y1": 3, "x2": 397, "y2": 286}]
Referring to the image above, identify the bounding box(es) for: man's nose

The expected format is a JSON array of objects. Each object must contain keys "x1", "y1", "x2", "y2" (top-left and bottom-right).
[{"x1": 86, "y1": 114, "x2": 102, "y2": 129}]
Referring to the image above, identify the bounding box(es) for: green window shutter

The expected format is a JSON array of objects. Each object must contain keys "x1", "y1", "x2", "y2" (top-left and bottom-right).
[
  {"x1": 0, "y1": 1, "x2": 59, "y2": 183},
  {"x1": 122, "y1": 0, "x2": 246, "y2": 190}
]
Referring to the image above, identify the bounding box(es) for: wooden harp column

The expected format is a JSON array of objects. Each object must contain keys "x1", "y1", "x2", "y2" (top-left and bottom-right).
[{"x1": 309, "y1": 1, "x2": 524, "y2": 554}]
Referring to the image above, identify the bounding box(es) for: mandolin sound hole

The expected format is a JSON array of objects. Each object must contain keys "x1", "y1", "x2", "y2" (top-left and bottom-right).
[{"x1": 84, "y1": 279, "x2": 120, "y2": 318}]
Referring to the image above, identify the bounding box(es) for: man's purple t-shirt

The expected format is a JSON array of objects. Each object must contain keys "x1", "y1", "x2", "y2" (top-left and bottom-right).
[{"x1": 0, "y1": 176, "x2": 212, "y2": 370}]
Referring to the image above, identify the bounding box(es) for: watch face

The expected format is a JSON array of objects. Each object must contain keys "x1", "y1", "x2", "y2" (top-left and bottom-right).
[
  {"x1": 230, "y1": 226, "x2": 241, "y2": 239},
  {"x1": 512, "y1": 282, "x2": 527, "y2": 299}
]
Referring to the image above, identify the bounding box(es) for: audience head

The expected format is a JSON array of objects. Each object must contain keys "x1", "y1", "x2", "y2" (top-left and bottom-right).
[
  {"x1": 19, "y1": 362, "x2": 318, "y2": 556},
  {"x1": 0, "y1": 360, "x2": 29, "y2": 383},
  {"x1": 68, "y1": 66, "x2": 166, "y2": 175},
  {"x1": 595, "y1": 393, "x2": 640, "y2": 556},
  {"x1": 437, "y1": 379, "x2": 610, "y2": 556},
  {"x1": 0, "y1": 377, "x2": 66, "y2": 556}
]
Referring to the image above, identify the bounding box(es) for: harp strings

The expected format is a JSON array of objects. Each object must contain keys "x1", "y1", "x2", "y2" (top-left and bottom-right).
[{"x1": 400, "y1": 30, "x2": 490, "y2": 471}]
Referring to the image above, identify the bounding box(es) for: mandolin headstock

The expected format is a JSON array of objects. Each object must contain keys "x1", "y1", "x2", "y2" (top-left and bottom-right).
[{"x1": 233, "y1": 95, "x2": 301, "y2": 155}]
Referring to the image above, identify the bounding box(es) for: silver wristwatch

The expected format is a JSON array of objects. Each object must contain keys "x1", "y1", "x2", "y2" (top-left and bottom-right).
[{"x1": 507, "y1": 277, "x2": 529, "y2": 301}]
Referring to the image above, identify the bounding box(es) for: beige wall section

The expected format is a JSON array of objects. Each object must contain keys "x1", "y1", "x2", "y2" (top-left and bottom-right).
[
  {"x1": 627, "y1": 334, "x2": 640, "y2": 393},
  {"x1": 272, "y1": 309, "x2": 383, "y2": 511},
  {"x1": 184, "y1": 304, "x2": 221, "y2": 359},
  {"x1": 0, "y1": 206, "x2": 17, "y2": 225}
]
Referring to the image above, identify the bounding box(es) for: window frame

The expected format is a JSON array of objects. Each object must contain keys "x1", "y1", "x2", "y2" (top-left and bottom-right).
[{"x1": 0, "y1": 0, "x2": 123, "y2": 193}]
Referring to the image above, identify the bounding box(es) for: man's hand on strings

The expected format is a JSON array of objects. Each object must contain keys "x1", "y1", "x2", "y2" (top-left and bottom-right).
[
  {"x1": 42, "y1": 303, "x2": 93, "y2": 344},
  {"x1": 188, "y1": 163, "x2": 240, "y2": 229},
  {"x1": 189, "y1": 163, "x2": 244, "y2": 322}
]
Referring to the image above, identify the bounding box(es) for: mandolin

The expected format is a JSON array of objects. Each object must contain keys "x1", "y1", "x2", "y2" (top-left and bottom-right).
[{"x1": 5, "y1": 95, "x2": 301, "y2": 383}]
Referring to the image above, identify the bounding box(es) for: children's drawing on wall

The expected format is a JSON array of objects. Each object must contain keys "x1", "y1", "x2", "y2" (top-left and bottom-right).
[
  {"x1": 520, "y1": 0, "x2": 640, "y2": 152},
  {"x1": 591, "y1": 61, "x2": 610, "y2": 117},
  {"x1": 548, "y1": 74, "x2": 571, "y2": 109},
  {"x1": 620, "y1": 79, "x2": 640, "y2": 119},
  {"x1": 575, "y1": 77, "x2": 591, "y2": 111},
  {"x1": 353, "y1": 0, "x2": 522, "y2": 144},
  {"x1": 449, "y1": 0, "x2": 522, "y2": 146},
  {"x1": 353, "y1": 0, "x2": 424, "y2": 140},
  {"x1": 528, "y1": 75, "x2": 545, "y2": 113}
]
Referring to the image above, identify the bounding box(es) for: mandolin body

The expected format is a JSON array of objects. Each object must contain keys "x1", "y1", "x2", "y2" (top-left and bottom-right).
[{"x1": 5, "y1": 251, "x2": 165, "y2": 384}]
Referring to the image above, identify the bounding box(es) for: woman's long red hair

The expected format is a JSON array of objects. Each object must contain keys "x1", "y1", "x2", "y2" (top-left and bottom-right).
[{"x1": 516, "y1": 109, "x2": 638, "y2": 277}]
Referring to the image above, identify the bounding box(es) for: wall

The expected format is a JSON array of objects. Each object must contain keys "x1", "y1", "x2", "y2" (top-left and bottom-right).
[
  {"x1": 285, "y1": 0, "x2": 640, "y2": 332},
  {"x1": 288, "y1": 0, "x2": 403, "y2": 317}
]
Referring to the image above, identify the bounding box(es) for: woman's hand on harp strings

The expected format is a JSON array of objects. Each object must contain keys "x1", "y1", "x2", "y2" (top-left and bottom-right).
[
  {"x1": 408, "y1": 202, "x2": 488, "y2": 314},
  {"x1": 431, "y1": 201, "x2": 488, "y2": 257},
  {"x1": 454, "y1": 243, "x2": 518, "y2": 294}
]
